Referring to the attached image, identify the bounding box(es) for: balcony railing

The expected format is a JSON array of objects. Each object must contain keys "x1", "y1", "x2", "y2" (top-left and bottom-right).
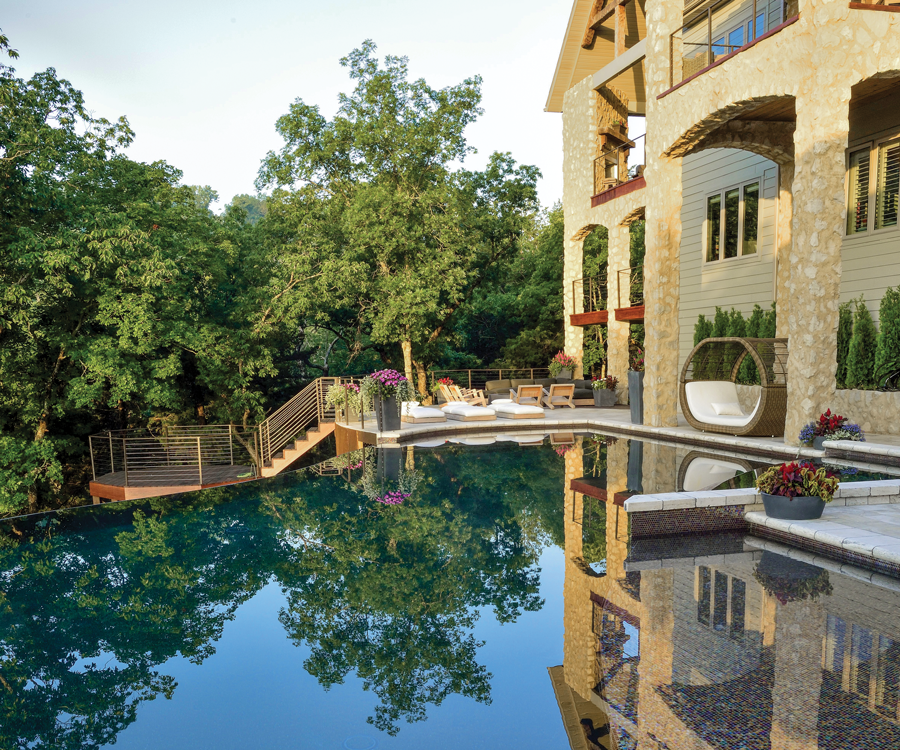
[
  {"x1": 572, "y1": 273, "x2": 608, "y2": 316},
  {"x1": 670, "y1": 0, "x2": 787, "y2": 87},
  {"x1": 593, "y1": 133, "x2": 645, "y2": 196},
  {"x1": 617, "y1": 265, "x2": 644, "y2": 309}
]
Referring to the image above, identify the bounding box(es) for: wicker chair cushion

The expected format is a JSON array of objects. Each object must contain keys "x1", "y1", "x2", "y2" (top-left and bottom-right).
[
  {"x1": 681, "y1": 457, "x2": 746, "y2": 492},
  {"x1": 711, "y1": 402, "x2": 743, "y2": 416},
  {"x1": 684, "y1": 381, "x2": 760, "y2": 427}
]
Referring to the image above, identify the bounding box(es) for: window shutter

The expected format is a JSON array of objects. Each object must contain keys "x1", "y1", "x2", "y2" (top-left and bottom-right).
[
  {"x1": 847, "y1": 148, "x2": 870, "y2": 235},
  {"x1": 875, "y1": 140, "x2": 900, "y2": 230}
]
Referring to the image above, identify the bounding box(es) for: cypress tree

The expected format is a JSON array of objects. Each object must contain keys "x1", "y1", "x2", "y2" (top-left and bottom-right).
[
  {"x1": 836, "y1": 302, "x2": 853, "y2": 388},
  {"x1": 694, "y1": 314, "x2": 713, "y2": 346},
  {"x1": 759, "y1": 303, "x2": 777, "y2": 339},
  {"x1": 746, "y1": 304, "x2": 763, "y2": 339},
  {"x1": 875, "y1": 287, "x2": 900, "y2": 387},
  {"x1": 846, "y1": 297, "x2": 878, "y2": 389},
  {"x1": 726, "y1": 308, "x2": 746, "y2": 338},
  {"x1": 713, "y1": 306, "x2": 728, "y2": 337},
  {"x1": 740, "y1": 306, "x2": 763, "y2": 385}
]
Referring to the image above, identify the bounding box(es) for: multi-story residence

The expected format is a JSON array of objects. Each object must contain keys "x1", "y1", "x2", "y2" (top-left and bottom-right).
[{"x1": 546, "y1": 0, "x2": 900, "y2": 442}]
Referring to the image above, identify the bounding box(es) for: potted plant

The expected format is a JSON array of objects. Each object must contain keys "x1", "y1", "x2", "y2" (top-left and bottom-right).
[
  {"x1": 591, "y1": 375, "x2": 618, "y2": 407},
  {"x1": 549, "y1": 351, "x2": 577, "y2": 380},
  {"x1": 360, "y1": 447, "x2": 420, "y2": 505},
  {"x1": 325, "y1": 382, "x2": 362, "y2": 422},
  {"x1": 431, "y1": 376, "x2": 455, "y2": 402},
  {"x1": 360, "y1": 369, "x2": 417, "y2": 432},
  {"x1": 753, "y1": 553, "x2": 833, "y2": 605},
  {"x1": 755, "y1": 461, "x2": 839, "y2": 520},
  {"x1": 799, "y1": 409, "x2": 865, "y2": 450},
  {"x1": 628, "y1": 347, "x2": 644, "y2": 425}
]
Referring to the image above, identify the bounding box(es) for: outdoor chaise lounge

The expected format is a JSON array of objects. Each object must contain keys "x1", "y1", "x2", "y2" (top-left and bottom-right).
[
  {"x1": 492, "y1": 401, "x2": 545, "y2": 419},
  {"x1": 446, "y1": 384, "x2": 489, "y2": 407},
  {"x1": 679, "y1": 337, "x2": 788, "y2": 437},
  {"x1": 401, "y1": 401, "x2": 446, "y2": 424},
  {"x1": 440, "y1": 402, "x2": 497, "y2": 421}
]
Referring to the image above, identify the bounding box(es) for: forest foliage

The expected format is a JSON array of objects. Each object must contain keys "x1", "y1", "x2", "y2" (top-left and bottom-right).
[{"x1": 0, "y1": 35, "x2": 570, "y2": 514}]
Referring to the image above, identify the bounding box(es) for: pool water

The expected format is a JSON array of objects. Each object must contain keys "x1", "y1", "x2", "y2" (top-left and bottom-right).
[{"x1": 2, "y1": 436, "x2": 900, "y2": 749}]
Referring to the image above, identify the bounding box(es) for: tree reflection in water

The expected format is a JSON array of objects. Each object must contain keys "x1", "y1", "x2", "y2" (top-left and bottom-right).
[{"x1": 0, "y1": 443, "x2": 565, "y2": 745}]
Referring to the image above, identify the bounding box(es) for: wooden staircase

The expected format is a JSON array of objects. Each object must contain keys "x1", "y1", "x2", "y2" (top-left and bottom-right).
[
  {"x1": 260, "y1": 422, "x2": 335, "y2": 477},
  {"x1": 256, "y1": 377, "x2": 348, "y2": 478}
]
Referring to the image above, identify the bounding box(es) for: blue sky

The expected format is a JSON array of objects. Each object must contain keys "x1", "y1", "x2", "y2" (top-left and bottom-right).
[{"x1": 4, "y1": 0, "x2": 575, "y2": 210}]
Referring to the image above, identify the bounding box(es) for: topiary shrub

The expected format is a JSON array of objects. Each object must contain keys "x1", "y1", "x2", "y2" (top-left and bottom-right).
[
  {"x1": 836, "y1": 302, "x2": 852, "y2": 388},
  {"x1": 694, "y1": 314, "x2": 713, "y2": 347},
  {"x1": 875, "y1": 287, "x2": 900, "y2": 387},
  {"x1": 713, "y1": 306, "x2": 728, "y2": 337},
  {"x1": 846, "y1": 297, "x2": 878, "y2": 389},
  {"x1": 760, "y1": 303, "x2": 777, "y2": 339},
  {"x1": 739, "y1": 305, "x2": 763, "y2": 384}
]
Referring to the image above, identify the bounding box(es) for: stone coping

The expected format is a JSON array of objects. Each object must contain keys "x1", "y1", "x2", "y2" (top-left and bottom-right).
[{"x1": 623, "y1": 478, "x2": 900, "y2": 513}]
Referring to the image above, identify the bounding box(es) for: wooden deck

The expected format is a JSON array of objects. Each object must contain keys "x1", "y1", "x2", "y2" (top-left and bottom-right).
[{"x1": 89, "y1": 464, "x2": 257, "y2": 502}]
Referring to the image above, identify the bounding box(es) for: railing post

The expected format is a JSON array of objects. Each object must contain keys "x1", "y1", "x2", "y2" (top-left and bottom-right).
[
  {"x1": 197, "y1": 436, "x2": 203, "y2": 485},
  {"x1": 707, "y1": 7, "x2": 713, "y2": 67},
  {"x1": 123, "y1": 439, "x2": 129, "y2": 487},
  {"x1": 109, "y1": 434, "x2": 115, "y2": 474},
  {"x1": 89, "y1": 436, "x2": 96, "y2": 480},
  {"x1": 229, "y1": 424, "x2": 234, "y2": 466}
]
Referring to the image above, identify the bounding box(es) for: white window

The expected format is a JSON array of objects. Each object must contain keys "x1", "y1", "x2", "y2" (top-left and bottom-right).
[
  {"x1": 705, "y1": 180, "x2": 760, "y2": 263},
  {"x1": 846, "y1": 137, "x2": 900, "y2": 235}
]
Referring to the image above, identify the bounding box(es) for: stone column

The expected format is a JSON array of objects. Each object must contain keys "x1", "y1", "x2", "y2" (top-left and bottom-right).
[
  {"x1": 640, "y1": 0, "x2": 684, "y2": 428},
  {"x1": 784, "y1": 86, "x2": 849, "y2": 443},
  {"x1": 770, "y1": 598, "x2": 826, "y2": 750},
  {"x1": 607, "y1": 223, "x2": 632, "y2": 403},
  {"x1": 775, "y1": 162, "x2": 794, "y2": 338},
  {"x1": 562, "y1": 76, "x2": 600, "y2": 378}
]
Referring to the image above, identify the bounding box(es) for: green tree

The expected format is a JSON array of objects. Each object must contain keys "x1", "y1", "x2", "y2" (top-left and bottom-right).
[
  {"x1": 875, "y1": 287, "x2": 900, "y2": 386},
  {"x1": 227, "y1": 194, "x2": 268, "y2": 224},
  {"x1": 713, "y1": 307, "x2": 729, "y2": 337},
  {"x1": 846, "y1": 297, "x2": 878, "y2": 389},
  {"x1": 836, "y1": 301, "x2": 853, "y2": 388},
  {"x1": 257, "y1": 41, "x2": 539, "y2": 392},
  {"x1": 693, "y1": 314, "x2": 713, "y2": 346},
  {"x1": 760, "y1": 303, "x2": 777, "y2": 339}
]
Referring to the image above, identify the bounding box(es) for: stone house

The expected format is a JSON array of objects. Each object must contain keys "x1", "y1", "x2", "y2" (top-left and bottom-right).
[{"x1": 546, "y1": 0, "x2": 900, "y2": 442}]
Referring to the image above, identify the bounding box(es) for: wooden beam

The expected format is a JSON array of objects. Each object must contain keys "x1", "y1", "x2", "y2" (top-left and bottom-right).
[
  {"x1": 581, "y1": 0, "x2": 632, "y2": 48},
  {"x1": 581, "y1": 0, "x2": 606, "y2": 47},
  {"x1": 615, "y1": 3, "x2": 627, "y2": 57},
  {"x1": 592, "y1": 0, "x2": 632, "y2": 30}
]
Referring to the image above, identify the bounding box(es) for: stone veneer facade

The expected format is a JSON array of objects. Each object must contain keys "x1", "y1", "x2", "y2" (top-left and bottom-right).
[{"x1": 560, "y1": 0, "x2": 900, "y2": 442}]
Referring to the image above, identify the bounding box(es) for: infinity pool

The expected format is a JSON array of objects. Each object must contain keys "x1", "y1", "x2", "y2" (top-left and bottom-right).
[{"x1": 1, "y1": 436, "x2": 899, "y2": 749}]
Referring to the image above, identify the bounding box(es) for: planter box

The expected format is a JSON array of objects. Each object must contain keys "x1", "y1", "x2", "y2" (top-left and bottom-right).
[
  {"x1": 628, "y1": 371, "x2": 644, "y2": 425},
  {"x1": 593, "y1": 389, "x2": 617, "y2": 408},
  {"x1": 555, "y1": 368, "x2": 573, "y2": 380},
  {"x1": 761, "y1": 492, "x2": 826, "y2": 520},
  {"x1": 374, "y1": 395, "x2": 400, "y2": 432}
]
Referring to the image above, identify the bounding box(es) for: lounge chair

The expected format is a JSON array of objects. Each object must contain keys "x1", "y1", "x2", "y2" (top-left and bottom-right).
[
  {"x1": 449, "y1": 384, "x2": 489, "y2": 407},
  {"x1": 401, "y1": 401, "x2": 447, "y2": 424},
  {"x1": 493, "y1": 401, "x2": 545, "y2": 419},
  {"x1": 544, "y1": 383, "x2": 575, "y2": 409},
  {"x1": 508, "y1": 384, "x2": 544, "y2": 405},
  {"x1": 440, "y1": 402, "x2": 497, "y2": 422}
]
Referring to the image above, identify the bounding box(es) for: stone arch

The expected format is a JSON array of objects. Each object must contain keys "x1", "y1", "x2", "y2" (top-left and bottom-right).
[
  {"x1": 663, "y1": 96, "x2": 796, "y2": 165},
  {"x1": 571, "y1": 224, "x2": 600, "y2": 241},
  {"x1": 619, "y1": 206, "x2": 645, "y2": 227}
]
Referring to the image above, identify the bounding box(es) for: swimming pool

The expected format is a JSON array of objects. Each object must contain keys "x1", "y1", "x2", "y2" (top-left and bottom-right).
[{"x1": 1, "y1": 436, "x2": 898, "y2": 749}]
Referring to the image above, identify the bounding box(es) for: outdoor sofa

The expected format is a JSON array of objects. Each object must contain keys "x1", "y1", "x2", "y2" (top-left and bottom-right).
[{"x1": 482, "y1": 378, "x2": 594, "y2": 406}]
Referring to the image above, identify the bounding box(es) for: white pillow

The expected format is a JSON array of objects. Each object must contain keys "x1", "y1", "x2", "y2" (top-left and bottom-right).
[{"x1": 711, "y1": 402, "x2": 744, "y2": 417}]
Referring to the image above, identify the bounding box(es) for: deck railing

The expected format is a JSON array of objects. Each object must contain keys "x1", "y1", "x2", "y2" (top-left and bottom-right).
[
  {"x1": 572, "y1": 273, "x2": 608, "y2": 316},
  {"x1": 89, "y1": 425, "x2": 259, "y2": 486},
  {"x1": 617, "y1": 265, "x2": 644, "y2": 309},
  {"x1": 428, "y1": 368, "x2": 551, "y2": 391}
]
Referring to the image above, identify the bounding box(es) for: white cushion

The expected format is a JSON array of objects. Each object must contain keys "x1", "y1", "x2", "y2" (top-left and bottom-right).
[
  {"x1": 403, "y1": 405, "x2": 445, "y2": 419},
  {"x1": 493, "y1": 403, "x2": 545, "y2": 416},
  {"x1": 440, "y1": 403, "x2": 496, "y2": 417},
  {"x1": 684, "y1": 381, "x2": 760, "y2": 428},
  {"x1": 682, "y1": 457, "x2": 746, "y2": 492},
  {"x1": 401, "y1": 400, "x2": 421, "y2": 412},
  {"x1": 492, "y1": 398, "x2": 514, "y2": 404},
  {"x1": 711, "y1": 401, "x2": 744, "y2": 417}
]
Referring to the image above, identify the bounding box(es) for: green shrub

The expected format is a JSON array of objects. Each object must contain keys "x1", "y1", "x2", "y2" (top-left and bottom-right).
[
  {"x1": 836, "y1": 302, "x2": 852, "y2": 388},
  {"x1": 713, "y1": 306, "x2": 728, "y2": 337},
  {"x1": 726, "y1": 308, "x2": 746, "y2": 338},
  {"x1": 740, "y1": 306, "x2": 763, "y2": 385},
  {"x1": 746, "y1": 304, "x2": 763, "y2": 339},
  {"x1": 875, "y1": 287, "x2": 900, "y2": 386},
  {"x1": 846, "y1": 297, "x2": 878, "y2": 389},
  {"x1": 694, "y1": 314, "x2": 713, "y2": 346},
  {"x1": 760, "y1": 303, "x2": 777, "y2": 339}
]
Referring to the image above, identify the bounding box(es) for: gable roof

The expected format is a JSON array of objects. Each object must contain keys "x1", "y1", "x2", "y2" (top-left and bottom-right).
[{"x1": 545, "y1": 0, "x2": 647, "y2": 114}]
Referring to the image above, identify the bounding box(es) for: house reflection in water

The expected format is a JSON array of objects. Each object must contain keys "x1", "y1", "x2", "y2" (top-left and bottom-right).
[{"x1": 550, "y1": 437, "x2": 900, "y2": 750}]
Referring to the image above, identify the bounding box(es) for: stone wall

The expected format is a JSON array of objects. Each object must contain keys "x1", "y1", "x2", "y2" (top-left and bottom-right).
[{"x1": 829, "y1": 388, "x2": 900, "y2": 437}]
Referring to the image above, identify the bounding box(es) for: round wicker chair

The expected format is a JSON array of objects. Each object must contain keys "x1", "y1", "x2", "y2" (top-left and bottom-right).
[{"x1": 679, "y1": 337, "x2": 788, "y2": 437}]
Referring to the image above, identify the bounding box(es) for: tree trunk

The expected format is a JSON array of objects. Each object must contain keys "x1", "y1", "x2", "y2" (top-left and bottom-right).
[
  {"x1": 401, "y1": 339, "x2": 414, "y2": 385},
  {"x1": 414, "y1": 360, "x2": 428, "y2": 401}
]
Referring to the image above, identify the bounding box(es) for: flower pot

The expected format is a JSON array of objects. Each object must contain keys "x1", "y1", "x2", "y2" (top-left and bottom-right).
[
  {"x1": 374, "y1": 395, "x2": 400, "y2": 432},
  {"x1": 813, "y1": 436, "x2": 827, "y2": 451},
  {"x1": 556, "y1": 368, "x2": 573, "y2": 381},
  {"x1": 628, "y1": 371, "x2": 644, "y2": 425},
  {"x1": 761, "y1": 492, "x2": 826, "y2": 520},
  {"x1": 593, "y1": 389, "x2": 617, "y2": 408}
]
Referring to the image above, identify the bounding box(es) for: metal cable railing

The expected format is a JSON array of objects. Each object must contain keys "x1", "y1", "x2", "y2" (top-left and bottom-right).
[
  {"x1": 428, "y1": 368, "x2": 551, "y2": 391},
  {"x1": 572, "y1": 273, "x2": 608, "y2": 316},
  {"x1": 616, "y1": 265, "x2": 644, "y2": 309},
  {"x1": 593, "y1": 133, "x2": 645, "y2": 197}
]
